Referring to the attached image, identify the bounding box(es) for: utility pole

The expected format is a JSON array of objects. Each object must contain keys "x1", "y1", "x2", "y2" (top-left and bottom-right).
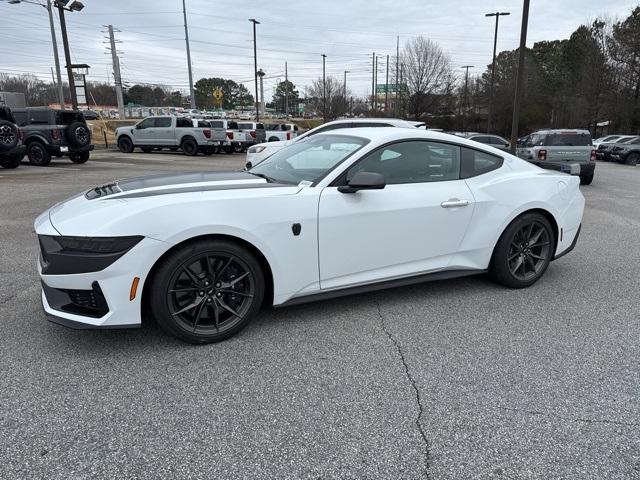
[
  {"x1": 374, "y1": 55, "x2": 379, "y2": 112},
  {"x1": 485, "y1": 11, "x2": 510, "y2": 133},
  {"x1": 395, "y1": 35, "x2": 399, "y2": 116},
  {"x1": 45, "y1": 0, "x2": 65, "y2": 109},
  {"x1": 385, "y1": 54, "x2": 389, "y2": 114},
  {"x1": 321, "y1": 54, "x2": 327, "y2": 122},
  {"x1": 106, "y1": 25, "x2": 125, "y2": 120},
  {"x1": 57, "y1": 3, "x2": 77, "y2": 109},
  {"x1": 343, "y1": 70, "x2": 349, "y2": 98},
  {"x1": 399, "y1": 63, "x2": 404, "y2": 117},
  {"x1": 182, "y1": 0, "x2": 195, "y2": 109},
  {"x1": 371, "y1": 52, "x2": 375, "y2": 111},
  {"x1": 461, "y1": 65, "x2": 474, "y2": 132},
  {"x1": 249, "y1": 19, "x2": 260, "y2": 121},
  {"x1": 257, "y1": 69, "x2": 265, "y2": 117},
  {"x1": 284, "y1": 61, "x2": 288, "y2": 118},
  {"x1": 510, "y1": 0, "x2": 530, "y2": 153}
]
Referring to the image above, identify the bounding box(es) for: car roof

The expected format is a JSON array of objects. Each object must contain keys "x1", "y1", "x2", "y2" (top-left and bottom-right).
[
  {"x1": 326, "y1": 118, "x2": 416, "y2": 128},
  {"x1": 318, "y1": 126, "x2": 507, "y2": 152},
  {"x1": 531, "y1": 129, "x2": 591, "y2": 135}
]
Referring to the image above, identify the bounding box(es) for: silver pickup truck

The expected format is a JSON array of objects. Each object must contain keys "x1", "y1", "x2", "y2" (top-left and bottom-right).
[
  {"x1": 115, "y1": 116, "x2": 227, "y2": 156},
  {"x1": 516, "y1": 129, "x2": 596, "y2": 185}
]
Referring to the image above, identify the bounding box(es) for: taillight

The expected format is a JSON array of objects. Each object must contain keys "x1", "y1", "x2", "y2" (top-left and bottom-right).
[
  {"x1": 203, "y1": 128, "x2": 211, "y2": 139},
  {"x1": 249, "y1": 130, "x2": 256, "y2": 138},
  {"x1": 19, "y1": 130, "x2": 25, "y2": 141},
  {"x1": 226, "y1": 131, "x2": 233, "y2": 139},
  {"x1": 537, "y1": 149, "x2": 547, "y2": 161},
  {"x1": 286, "y1": 132, "x2": 292, "y2": 140},
  {"x1": 51, "y1": 128, "x2": 61, "y2": 140},
  {"x1": 590, "y1": 149, "x2": 596, "y2": 162}
]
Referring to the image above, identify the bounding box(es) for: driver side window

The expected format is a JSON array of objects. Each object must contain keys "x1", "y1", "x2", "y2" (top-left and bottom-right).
[
  {"x1": 347, "y1": 141, "x2": 460, "y2": 184},
  {"x1": 138, "y1": 118, "x2": 155, "y2": 129}
]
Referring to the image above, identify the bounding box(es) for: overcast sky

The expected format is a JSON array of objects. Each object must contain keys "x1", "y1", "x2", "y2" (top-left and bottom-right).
[{"x1": 2, "y1": 0, "x2": 638, "y2": 101}]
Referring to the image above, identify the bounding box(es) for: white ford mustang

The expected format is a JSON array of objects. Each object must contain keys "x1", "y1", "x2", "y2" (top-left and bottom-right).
[{"x1": 35, "y1": 128, "x2": 584, "y2": 343}]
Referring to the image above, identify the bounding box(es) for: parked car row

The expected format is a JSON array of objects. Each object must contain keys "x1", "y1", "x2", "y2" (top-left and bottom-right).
[
  {"x1": 0, "y1": 106, "x2": 94, "y2": 169},
  {"x1": 594, "y1": 135, "x2": 640, "y2": 165}
]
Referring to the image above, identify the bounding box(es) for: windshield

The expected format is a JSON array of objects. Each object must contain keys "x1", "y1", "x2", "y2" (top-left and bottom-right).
[
  {"x1": 249, "y1": 134, "x2": 368, "y2": 185},
  {"x1": 618, "y1": 136, "x2": 638, "y2": 144}
]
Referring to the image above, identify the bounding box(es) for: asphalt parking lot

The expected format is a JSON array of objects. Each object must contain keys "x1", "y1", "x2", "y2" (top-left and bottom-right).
[{"x1": 1, "y1": 151, "x2": 639, "y2": 479}]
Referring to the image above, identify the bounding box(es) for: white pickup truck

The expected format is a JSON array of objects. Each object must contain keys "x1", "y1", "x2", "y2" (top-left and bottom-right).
[
  {"x1": 115, "y1": 116, "x2": 227, "y2": 156},
  {"x1": 264, "y1": 123, "x2": 299, "y2": 142}
]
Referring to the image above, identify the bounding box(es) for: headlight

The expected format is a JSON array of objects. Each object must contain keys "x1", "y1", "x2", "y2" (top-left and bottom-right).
[
  {"x1": 40, "y1": 235, "x2": 144, "y2": 254},
  {"x1": 248, "y1": 145, "x2": 267, "y2": 154}
]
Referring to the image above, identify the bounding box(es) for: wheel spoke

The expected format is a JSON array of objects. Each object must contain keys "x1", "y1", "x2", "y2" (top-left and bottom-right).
[
  {"x1": 216, "y1": 297, "x2": 242, "y2": 318},
  {"x1": 182, "y1": 266, "x2": 202, "y2": 286},
  {"x1": 192, "y1": 300, "x2": 207, "y2": 332},
  {"x1": 213, "y1": 300, "x2": 220, "y2": 330},
  {"x1": 172, "y1": 296, "x2": 204, "y2": 316},
  {"x1": 215, "y1": 257, "x2": 234, "y2": 281},
  {"x1": 511, "y1": 255, "x2": 524, "y2": 275},
  {"x1": 525, "y1": 223, "x2": 534, "y2": 241},
  {"x1": 531, "y1": 241, "x2": 549, "y2": 248},
  {"x1": 508, "y1": 251, "x2": 521, "y2": 261},
  {"x1": 530, "y1": 252, "x2": 545, "y2": 261},
  {"x1": 222, "y1": 271, "x2": 249, "y2": 288},
  {"x1": 529, "y1": 226, "x2": 544, "y2": 245},
  {"x1": 219, "y1": 289, "x2": 253, "y2": 298},
  {"x1": 169, "y1": 287, "x2": 200, "y2": 293},
  {"x1": 204, "y1": 255, "x2": 215, "y2": 279}
]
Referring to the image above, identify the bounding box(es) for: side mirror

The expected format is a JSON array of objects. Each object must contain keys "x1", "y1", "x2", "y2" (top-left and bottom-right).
[
  {"x1": 338, "y1": 171, "x2": 386, "y2": 193},
  {"x1": 245, "y1": 161, "x2": 252, "y2": 170},
  {"x1": 135, "y1": 124, "x2": 142, "y2": 129}
]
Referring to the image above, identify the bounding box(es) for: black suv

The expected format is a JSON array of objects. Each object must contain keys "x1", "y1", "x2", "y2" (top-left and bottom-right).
[
  {"x1": 12, "y1": 107, "x2": 93, "y2": 166},
  {"x1": 0, "y1": 106, "x2": 26, "y2": 169}
]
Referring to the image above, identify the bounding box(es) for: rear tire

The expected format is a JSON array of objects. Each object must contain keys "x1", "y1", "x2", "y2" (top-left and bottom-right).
[
  {"x1": 69, "y1": 151, "x2": 90, "y2": 164},
  {"x1": 181, "y1": 138, "x2": 198, "y2": 156},
  {"x1": 268, "y1": 136, "x2": 279, "y2": 142},
  {"x1": 580, "y1": 171, "x2": 594, "y2": 185},
  {"x1": 117, "y1": 136, "x2": 134, "y2": 153},
  {"x1": 223, "y1": 146, "x2": 234, "y2": 154},
  {"x1": 26, "y1": 142, "x2": 51, "y2": 166},
  {"x1": 149, "y1": 239, "x2": 265, "y2": 344},
  {"x1": 489, "y1": 213, "x2": 555, "y2": 288},
  {"x1": 0, "y1": 153, "x2": 22, "y2": 169},
  {"x1": 625, "y1": 153, "x2": 639, "y2": 166}
]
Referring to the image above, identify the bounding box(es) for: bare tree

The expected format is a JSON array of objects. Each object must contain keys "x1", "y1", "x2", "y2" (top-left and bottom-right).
[
  {"x1": 307, "y1": 76, "x2": 352, "y2": 120},
  {"x1": 400, "y1": 36, "x2": 453, "y2": 119}
]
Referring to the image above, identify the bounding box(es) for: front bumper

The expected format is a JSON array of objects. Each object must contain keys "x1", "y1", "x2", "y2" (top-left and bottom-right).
[{"x1": 36, "y1": 214, "x2": 170, "y2": 329}]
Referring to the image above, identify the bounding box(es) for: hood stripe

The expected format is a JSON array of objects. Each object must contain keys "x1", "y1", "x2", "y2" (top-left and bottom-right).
[{"x1": 111, "y1": 182, "x2": 292, "y2": 199}]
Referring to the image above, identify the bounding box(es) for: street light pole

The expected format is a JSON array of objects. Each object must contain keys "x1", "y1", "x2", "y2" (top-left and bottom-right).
[
  {"x1": 485, "y1": 11, "x2": 510, "y2": 133},
  {"x1": 57, "y1": 2, "x2": 77, "y2": 109},
  {"x1": 510, "y1": 0, "x2": 530, "y2": 153},
  {"x1": 343, "y1": 70, "x2": 349, "y2": 98},
  {"x1": 385, "y1": 54, "x2": 389, "y2": 114},
  {"x1": 182, "y1": 0, "x2": 195, "y2": 109},
  {"x1": 321, "y1": 54, "x2": 327, "y2": 122},
  {"x1": 249, "y1": 19, "x2": 260, "y2": 121},
  {"x1": 461, "y1": 65, "x2": 474, "y2": 132}
]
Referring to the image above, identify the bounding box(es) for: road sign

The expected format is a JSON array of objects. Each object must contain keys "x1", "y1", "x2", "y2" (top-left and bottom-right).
[{"x1": 212, "y1": 88, "x2": 224, "y2": 101}]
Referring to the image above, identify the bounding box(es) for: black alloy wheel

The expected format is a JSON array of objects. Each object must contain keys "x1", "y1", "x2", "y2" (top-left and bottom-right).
[
  {"x1": 27, "y1": 141, "x2": 51, "y2": 166},
  {"x1": 150, "y1": 240, "x2": 264, "y2": 344},
  {"x1": 69, "y1": 151, "x2": 90, "y2": 164},
  {"x1": 626, "y1": 152, "x2": 639, "y2": 166},
  {"x1": 0, "y1": 121, "x2": 19, "y2": 151},
  {"x1": 181, "y1": 138, "x2": 198, "y2": 156},
  {"x1": 117, "y1": 136, "x2": 134, "y2": 153},
  {"x1": 490, "y1": 213, "x2": 554, "y2": 288}
]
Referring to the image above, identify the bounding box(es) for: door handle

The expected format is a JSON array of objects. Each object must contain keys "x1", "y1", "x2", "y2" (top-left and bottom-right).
[{"x1": 440, "y1": 199, "x2": 470, "y2": 208}]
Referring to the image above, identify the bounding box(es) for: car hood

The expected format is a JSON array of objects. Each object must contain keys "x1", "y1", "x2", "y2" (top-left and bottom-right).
[{"x1": 44, "y1": 171, "x2": 301, "y2": 236}]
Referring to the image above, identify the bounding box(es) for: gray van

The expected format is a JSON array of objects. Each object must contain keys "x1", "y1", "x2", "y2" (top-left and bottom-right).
[{"x1": 516, "y1": 129, "x2": 595, "y2": 185}]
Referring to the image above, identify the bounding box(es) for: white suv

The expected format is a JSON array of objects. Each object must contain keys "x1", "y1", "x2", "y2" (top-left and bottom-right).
[{"x1": 246, "y1": 118, "x2": 419, "y2": 166}]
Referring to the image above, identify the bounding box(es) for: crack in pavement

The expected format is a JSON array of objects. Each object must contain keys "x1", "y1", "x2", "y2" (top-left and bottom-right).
[
  {"x1": 496, "y1": 406, "x2": 640, "y2": 428},
  {"x1": 374, "y1": 300, "x2": 432, "y2": 479}
]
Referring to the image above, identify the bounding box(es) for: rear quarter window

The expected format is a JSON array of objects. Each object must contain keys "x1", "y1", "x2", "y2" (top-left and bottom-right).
[{"x1": 461, "y1": 148, "x2": 503, "y2": 178}]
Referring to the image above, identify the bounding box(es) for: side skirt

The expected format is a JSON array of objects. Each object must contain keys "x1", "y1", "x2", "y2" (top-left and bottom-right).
[{"x1": 277, "y1": 269, "x2": 486, "y2": 308}]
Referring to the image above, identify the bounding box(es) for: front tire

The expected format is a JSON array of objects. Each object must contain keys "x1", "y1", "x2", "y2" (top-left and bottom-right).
[
  {"x1": 0, "y1": 153, "x2": 22, "y2": 169},
  {"x1": 489, "y1": 213, "x2": 555, "y2": 288},
  {"x1": 26, "y1": 142, "x2": 51, "y2": 166},
  {"x1": 625, "y1": 152, "x2": 639, "y2": 166},
  {"x1": 150, "y1": 240, "x2": 265, "y2": 344},
  {"x1": 117, "y1": 136, "x2": 134, "y2": 153}
]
